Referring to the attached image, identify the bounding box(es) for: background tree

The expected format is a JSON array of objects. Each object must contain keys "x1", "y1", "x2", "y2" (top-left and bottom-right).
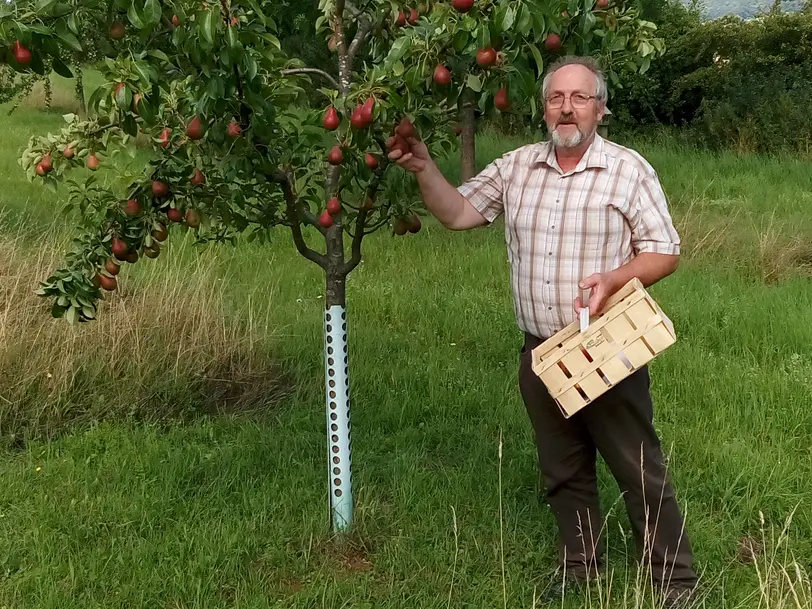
[{"x1": 3, "y1": 0, "x2": 659, "y2": 534}]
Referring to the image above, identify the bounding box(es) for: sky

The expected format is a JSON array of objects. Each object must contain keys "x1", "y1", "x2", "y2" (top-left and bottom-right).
[{"x1": 689, "y1": 0, "x2": 806, "y2": 18}]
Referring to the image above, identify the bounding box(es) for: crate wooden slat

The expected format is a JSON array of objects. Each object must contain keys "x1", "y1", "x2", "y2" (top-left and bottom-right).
[{"x1": 530, "y1": 278, "x2": 676, "y2": 418}]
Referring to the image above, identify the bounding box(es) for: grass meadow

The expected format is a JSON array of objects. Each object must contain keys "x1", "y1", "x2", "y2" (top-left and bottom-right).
[{"x1": 0, "y1": 75, "x2": 810, "y2": 608}]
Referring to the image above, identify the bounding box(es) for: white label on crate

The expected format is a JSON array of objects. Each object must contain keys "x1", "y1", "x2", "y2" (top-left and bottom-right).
[{"x1": 580, "y1": 307, "x2": 589, "y2": 333}]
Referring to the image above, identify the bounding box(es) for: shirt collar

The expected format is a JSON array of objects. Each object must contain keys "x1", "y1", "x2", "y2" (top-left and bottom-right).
[{"x1": 532, "y1": 133, "x2": 608, "y2": 174}]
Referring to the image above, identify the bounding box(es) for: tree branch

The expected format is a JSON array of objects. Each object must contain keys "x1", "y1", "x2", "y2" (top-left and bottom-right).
[
  {"x1": 341, "y1": 171, "x2": 384, "y2": 274},
  {"x1": 333, "y1": 0, "x2": 350, "y2": 94},
  {"x1": 272, "y1": 171, "x2": 327, "y2": 269},
  {"x1": 280, "y1": 68, "x2": 340, "y2": 91},
  {"x1": 347, "y1": 15, "x2": 374, "y2": 63}
]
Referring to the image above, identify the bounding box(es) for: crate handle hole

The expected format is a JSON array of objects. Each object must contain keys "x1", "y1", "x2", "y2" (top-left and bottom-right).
[
  {"x1": 618, "y1": 351, "x2": 634, "y2": 371},
  {"x1": 574, "y1": 384, "x2": 589, "y2": 402},
  {"x1": 579, "y1": 345, "x2": 594, "y2": 363},
  {"x1": 624, "y1": 312, "x2": 638, "y2": 331},
  {"x1": 596, "y1": 367, "x2": 612, "y2": 387},
  {"x1": 557, "y1": 361, "x2": 572, "y2": 378}
]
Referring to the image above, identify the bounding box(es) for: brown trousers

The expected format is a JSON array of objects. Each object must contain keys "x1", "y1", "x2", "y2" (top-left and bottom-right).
[{"x1": 519, "y1": 333, "x2": 697, "y2": 592}]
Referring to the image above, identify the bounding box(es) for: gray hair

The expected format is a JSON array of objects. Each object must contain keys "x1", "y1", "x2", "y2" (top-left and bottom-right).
[{"x1": 541, "y1": 55, "x2": 608, "y2": 106}]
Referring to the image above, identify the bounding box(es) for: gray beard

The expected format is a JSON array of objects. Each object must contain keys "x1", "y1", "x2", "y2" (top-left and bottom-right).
[{"x1": 550, "y1": 124, "x2": 585, "y2": 148}]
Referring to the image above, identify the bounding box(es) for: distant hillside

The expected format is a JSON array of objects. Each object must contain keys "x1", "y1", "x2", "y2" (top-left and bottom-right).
[{"x1": 685, "y1": 0, "x2": 805, "y2": 18}]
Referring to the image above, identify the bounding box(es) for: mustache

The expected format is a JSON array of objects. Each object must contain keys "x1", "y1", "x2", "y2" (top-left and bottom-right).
[{"x1": 557, "y1": 114, "x2": 577, "y2": 124}]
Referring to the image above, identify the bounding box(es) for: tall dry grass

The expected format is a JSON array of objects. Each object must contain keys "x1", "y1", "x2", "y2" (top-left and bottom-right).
[{"x1": 0, "y1": 218, "x2": 291, "y2": 448}]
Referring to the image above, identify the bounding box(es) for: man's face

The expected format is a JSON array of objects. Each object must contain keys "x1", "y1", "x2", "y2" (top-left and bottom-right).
[{"x1": 543, "y1": 64, "x2": 605, "y2": 149}]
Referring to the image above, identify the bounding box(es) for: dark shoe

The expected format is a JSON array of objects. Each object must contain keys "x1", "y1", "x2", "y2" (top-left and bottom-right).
[
  {"x1": 538, "y1": 570, "x2": 593, "y2": 604},
  {"x1": 661, "y1": 585, "x2": 697, "y2": 608}
]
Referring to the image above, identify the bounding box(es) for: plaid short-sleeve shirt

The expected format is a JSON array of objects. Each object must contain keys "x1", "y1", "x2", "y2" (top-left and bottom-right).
[{"x1": 457, "y1": 134, "x2": 680, "y2": 339}]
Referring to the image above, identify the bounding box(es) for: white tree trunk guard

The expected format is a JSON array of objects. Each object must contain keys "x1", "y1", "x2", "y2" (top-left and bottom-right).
[{"x1": 324, "y1": 305, "x2": 353, "y2": 531}]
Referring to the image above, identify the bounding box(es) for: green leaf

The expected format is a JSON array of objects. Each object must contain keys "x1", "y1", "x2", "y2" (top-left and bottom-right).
[
  {"x1": 66, "y1": 13, "x2": 79, "y2": 35},
  {"x1": 127, "y1": 2, "x2": 144, "y2": 28},
  {"x1": 121, "y1": 114, "x2": 138, "y2": 137},
  {"x1": 453, "y1": 29, "x2": 468, "y2": 52},
  {"x1": 581, "y1": 11, "x2": 596, "y2": 36},
  {"x1": 227, "y1": 26, "x2": 243, "y2": 58},
  {"x1": 502, "y1": 6, "x2": 516, "y2": 32},
  {"x1": 57, "y1": 31, "x2": 82, "y2": 52},
  {"x1": 51, "y1": 56, "x2": 73, "y2": 78},
  {"x1": 244, "y1": 0, "x2": 267, "y2": 24},
  {"x1": 516, "y1": 5, "x2": 531, "y2": 35},
  {"x1": 466, "y1": 74, "x2": 482, "y2": 92},
  {"x1": 143, "y1": 0, "x2": 161, "y2": 25},
  {"x1": 0, "y1": 3, "x2": 12, "y2": 18},
  {"x1": 200, "y1": 10, "x2": 215, "y2": 46},
  {"x1": 529, "y1": 43, "x2": 544, "y2": 75},
  {"x1": 36, "y1": 0, "x2": 58, "y2": 12},
  {"x1": 66, "y1": 305, "x2": 78, "y2": 324},
  {"x1": 384, "y1": 36, "x2": 411, "y2": 70},
  {"x1": 147, "y1": 49, "x2": 169, "y2": 63}
]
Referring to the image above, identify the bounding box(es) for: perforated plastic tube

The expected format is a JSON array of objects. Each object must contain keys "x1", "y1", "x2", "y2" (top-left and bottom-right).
[{"x1": 324, "y1": 305, "x2": 353, "y2": 531}]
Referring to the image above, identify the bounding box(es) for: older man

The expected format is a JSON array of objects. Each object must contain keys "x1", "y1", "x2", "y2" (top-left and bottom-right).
[{"x1": 387, "y1": 56, "x2": 698, "y2": 606}]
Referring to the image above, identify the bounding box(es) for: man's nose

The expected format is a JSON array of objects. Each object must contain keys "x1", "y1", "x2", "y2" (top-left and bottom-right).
[{"x1": 561, "y1": 96, "x2": 574, "y2": 112}]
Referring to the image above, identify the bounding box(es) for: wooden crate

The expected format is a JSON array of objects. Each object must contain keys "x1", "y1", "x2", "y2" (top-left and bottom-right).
[{"x1": 530, "y1": 278, "x2": 676, "y2": 418}]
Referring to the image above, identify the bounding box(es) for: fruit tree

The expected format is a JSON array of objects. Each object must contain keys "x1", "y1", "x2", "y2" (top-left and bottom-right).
[{"x1": 4, "y1": 0, "x2": 663, "y2": 533}]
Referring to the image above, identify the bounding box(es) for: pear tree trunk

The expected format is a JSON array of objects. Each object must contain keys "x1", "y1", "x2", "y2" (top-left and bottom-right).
[{"x1": 459, "y1": 88, "x2": 477, "y2": 182}]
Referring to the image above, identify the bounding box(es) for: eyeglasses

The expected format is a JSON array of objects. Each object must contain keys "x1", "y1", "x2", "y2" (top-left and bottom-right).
[{"x1": 545, "y1": 93, "x2": 598, "y2": 109}]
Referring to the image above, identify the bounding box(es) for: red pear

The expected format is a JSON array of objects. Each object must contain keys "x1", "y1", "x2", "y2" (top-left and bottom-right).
[
  {"x1": 359, "y1": 98, "x2": 374, "y2": 125},
  {"x1": 167, "y1": 208, "x2": 183, "y2": 223},
  {"x1": 123, "y1": 199, "x2": 141, "y2": 216},
  {"x1": 408, "y1": 7, "x2": 419, "y2": 24},
  {"x1": 172, "y1": 15, "x2": 181, "y2": 26},
  {"x1": 433, "y1": 65, "x2": 451, "y2": 85},
  {"x1": 395, "y1": 117, "x2": 417, "y2": 139},
  {"x1": 39, "y1": 153, "x2": 52, "y2": 172},
  {"x1": 152, "y1": 223, "x2": 168, "y2": 241},
  {"x1": 35, "y1": 164, "x2": 46, "y2": 177},
  {"x1": 396, "y1": 10, "x2": 406, "y2": 26},
  {"x1": 99, "y1": 274, "x2": 118, "y2": 291},
  {"x1": 185, "y1": 209, "x2": 201, "y2": 228},
  {"x1": 105, "y1": 259, "x2": 121, "y2": 276},
  {"x1": 365, "y1": 152, "x2": 379, "y2": 169},
  {"x1": 190, "y1": 168, "x2": 206, "y2": 186},
  {"x1": 159, "y1": 127, "x2": 171, "y2": 148},
  {"x1": 319, "y1": 210, "x2": 334, "y2": 228},
  {"x1": 545, "y1": 33, "x2": 562, "y2": 52},
  {"x1": 323, "y1": 107, "x2": 340, "y2": 130},
  {"x1": 152, "y1": 180, "x2": 169, "y2": 197},
  {"x1": 476, "y1": 47, "x2": 497, "y2": 68},
  {"x1": 87, "y1": 154, "x2": 100, "y2": 170},
  {"x1": 327, "y1": 197, "x2": 341, "y2": 216},
  {"x1": 186, "y1": 116, "x2": 205, "y2": 140},
  {"x1": 13, "y1": 41, "x2": 32, "y2": 67},
  {"x1": 109, "y1": 22, "x2": 125, "y2": 40},
  {"x1": 227, "y1": 120, "x2": 242, "y2": 137},
  {"x1": 63, "y1": 145, "x2": 74, "y2": 159},
  {"x1": 327, "y1": 145, "x2": 343, "y2": 165},
  {"x1": 494, "y1": 87, "x2": 511, "y2": 111},
  {"x1": 111, "y1": 238, "x2": 129, "y2": 260},
  {"x1": 452, "y1": 0, "x2": 474, "y2": 12}
]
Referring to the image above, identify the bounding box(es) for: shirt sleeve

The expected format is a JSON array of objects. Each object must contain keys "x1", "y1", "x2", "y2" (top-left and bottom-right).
[
  {"x1": 628, "y1": 171, "x2": 680, "y2": 256},
  {"x1": 456, "y1": 157, "x2": 506, "y2": 223}
]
